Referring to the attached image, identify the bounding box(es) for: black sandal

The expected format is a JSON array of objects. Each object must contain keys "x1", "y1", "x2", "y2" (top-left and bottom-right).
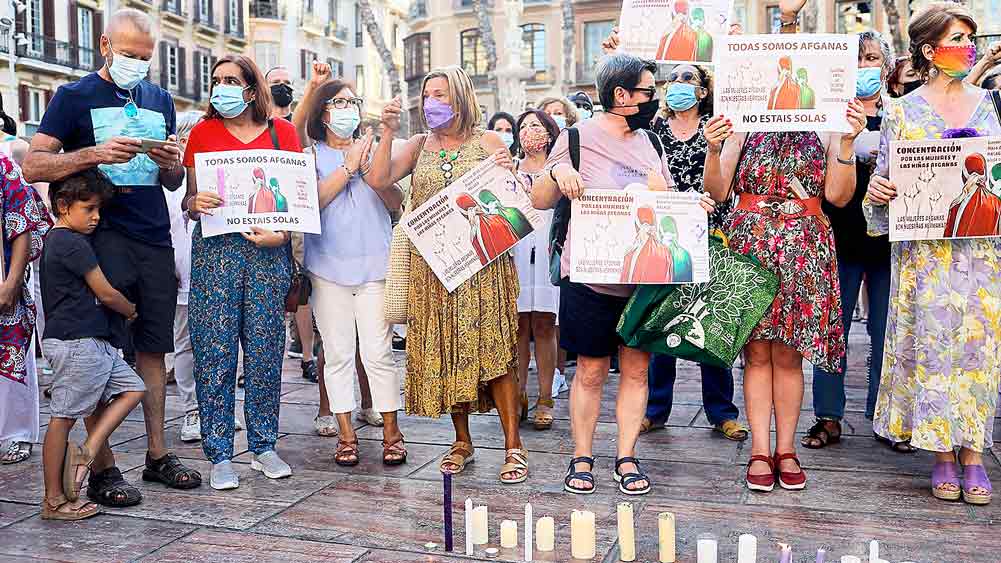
[
  {"x1": 874, "y1": 433, "x2": 917, "y2": 453},
  {"x1": 564, "y1": 456, "x2": 596, "y2": 495},
  {"x1": 142, "y1": 452, "x2": 202, "y2": 490},
  {"x1": 87, "y1": 466, "x2": 143, "y2": 507},
  {"x1": 613, "y1": 457, "x2": 651, "y2": 496},
  {"x1": 801, "y1": 419, "x2": 842, "y2": 449}
]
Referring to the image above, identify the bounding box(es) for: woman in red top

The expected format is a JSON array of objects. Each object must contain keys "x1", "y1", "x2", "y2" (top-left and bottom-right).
[{"x1": 181, "y1": 55, "x2": 303, "y2": 491}]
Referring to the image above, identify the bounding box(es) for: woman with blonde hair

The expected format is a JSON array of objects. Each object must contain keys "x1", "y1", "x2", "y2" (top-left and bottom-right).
[
  {"x1": 537, "y1": 97, "x2": 578, "y2": 129},
  {"x1": 366, "y1": 66, "x2": 528, "y2": 484}
]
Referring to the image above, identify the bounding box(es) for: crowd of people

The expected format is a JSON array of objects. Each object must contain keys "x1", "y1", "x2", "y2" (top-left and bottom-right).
[{"x1": 0, "y1": 0, "x2": 997, "y2": 522}]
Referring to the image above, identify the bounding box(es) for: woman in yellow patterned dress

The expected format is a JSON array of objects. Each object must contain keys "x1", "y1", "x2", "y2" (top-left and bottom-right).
[{"x1": 366, "y1": 66, "x2": 528, "y2": 484}]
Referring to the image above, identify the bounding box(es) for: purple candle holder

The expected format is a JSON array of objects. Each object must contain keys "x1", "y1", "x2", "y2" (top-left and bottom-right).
[{"x1": 443, "y1": 472, "x2": 453, "y2": 552}]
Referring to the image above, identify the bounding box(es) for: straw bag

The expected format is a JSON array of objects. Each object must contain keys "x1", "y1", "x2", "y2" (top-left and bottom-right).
[{"x1": 384, "y1": 221, "x2": 411, "y2": 324}]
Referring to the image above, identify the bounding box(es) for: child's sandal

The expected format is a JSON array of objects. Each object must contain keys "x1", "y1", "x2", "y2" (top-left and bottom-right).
[
  {"x1": 62, "y1": 442, "x2": 94, "y2": 502},
  {"x1": 41, "y1": 494, "x2": 101, "y2": 521}
]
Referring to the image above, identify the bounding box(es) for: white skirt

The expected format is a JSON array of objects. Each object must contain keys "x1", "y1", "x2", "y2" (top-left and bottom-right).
[{"x1": 512, "y1": 208, "x2": 559, "y2": 315}]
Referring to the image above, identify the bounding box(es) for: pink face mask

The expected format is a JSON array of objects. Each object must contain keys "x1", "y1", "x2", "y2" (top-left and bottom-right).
[{"x1": 519, "y1": 127, "x2": 549, "y2": 155}]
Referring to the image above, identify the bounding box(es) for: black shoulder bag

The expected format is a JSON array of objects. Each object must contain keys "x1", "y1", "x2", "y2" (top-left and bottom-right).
[{"x1": 266, "y1": 120, "x2": 312, "y2": 313}]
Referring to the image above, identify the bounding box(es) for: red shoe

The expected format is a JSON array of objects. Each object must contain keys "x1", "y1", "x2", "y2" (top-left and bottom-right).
[
  {"x1": 774, "y1": 452, "x2": 807, "y2": 490},
  {"x1": 746, "y1": 455, "x2": 775, "y2": 492}
]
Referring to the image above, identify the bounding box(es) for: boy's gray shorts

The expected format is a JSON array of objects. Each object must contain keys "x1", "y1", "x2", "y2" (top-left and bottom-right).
[{"x1": 43, "y1": 338, "x2": 146, "y2": 419}]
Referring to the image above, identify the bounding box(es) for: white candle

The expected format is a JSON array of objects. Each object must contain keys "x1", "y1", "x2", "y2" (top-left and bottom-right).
[
  {"x1": 869, "y1": 540, "x2": 879, "y2": 563},
  {"x1": 617, "y1": 502, "x2": 636, "y2": 562},
  {"x1": 737, "y1": 534, "x2": 757, "y2": 563},
  {"x1": 841, "y1": 557, "x2": 863, "y2": 563},
  {"x1": 536, "y1": 517, "x2": 555, "y2": 552},
  {"x1": 658, "y1": 512, "x2": 676, "y2": 563},
  {"x1": 696, "y1": 534, "x2": 718, "y2": 563},
  {"x1": 570, "y1": 510, "x2": 596, "y2": 560},
  {"x1": 501, "y1": 520, "x2": 518, "y2": 548},
  {"x1": 525, "y1": 503, "x2": 533, "y2": 562},
  {"x1": 472, "y1": 505, "x2": 489, "y2": 545},
  {"x1": 465, "y1": 498, "x2": 474, "y2": 555}
]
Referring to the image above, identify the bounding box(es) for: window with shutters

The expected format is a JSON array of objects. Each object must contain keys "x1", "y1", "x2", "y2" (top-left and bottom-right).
[
  {"x1": 79, "y1": 7, "x2": 94, "y2": 69},
  {"x1": 460, "y1": 29, "x2": 487, "y2": 77},
  {"x1": 356, "y1": 65, "x2": 365, "y2": 96},
  {"x1": 521, "y1": 24, "x2": 545, "y2": 73},
  {"x1": 328, "y1": 58, "x2": 343, "y2": 78},
  {"x1": 167, "y1": 44, "x2": 179, "y2": 90},
  {"x1": 198, "y1": 0, "x2": 211, "y2": 24},
  {"x1": 27, "y1": 0, "x2": 43, "y2": 55},
  {"x1": 26, "y1": 88, "x2": 45, "y2": 124},
  {"x1": 229, "y1": 0, "x2": 240, "y2": 34},
  {"x1": 200, "y1": 50, "x2": 212, "y2": 97},
  {"x1": 404, "y1": 33, "x2": 430, "y2": 81},
  {"x1": 354, "y1": 5, "x2": 363, "y2": 47},
  {"x1": 165, "y1": 0, "x2": 178, "y2": 11}
]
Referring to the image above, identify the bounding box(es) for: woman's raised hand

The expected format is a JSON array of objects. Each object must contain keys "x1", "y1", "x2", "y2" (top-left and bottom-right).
[{"x1": 704, "y1": 116, "x2": 733, "y2": 154}]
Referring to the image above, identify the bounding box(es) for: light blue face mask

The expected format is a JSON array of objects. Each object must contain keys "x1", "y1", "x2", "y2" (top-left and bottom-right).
[
  {"x1": 211, "y1": 85, "x2": 250, "y2": 119},
  {"x1": 552, "y1": 115, "x2": 567, "y2": 130},
  {"x1": 327, "y1": 108, "x2": 361, "y2": 139},
  {"x1": 498, "y1": 131, "x2": 515, "y2": 149},
  {"x1": 856, "y1": 67, "x2": 883, "y2": 98},
  {"x1": 666, "y1": 83, "x2": 699, "y2": 111},
  {"x1": 577, "y1": 108, "x2": 593, "y2": 120},
  {"x1": 107, "y1": 42, "x2": 152, "y2": 91}
]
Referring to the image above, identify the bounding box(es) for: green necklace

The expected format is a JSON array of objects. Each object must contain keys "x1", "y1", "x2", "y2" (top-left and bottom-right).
[{"x1": 438, "y1": 148, "x2": 460, "y2": 182}]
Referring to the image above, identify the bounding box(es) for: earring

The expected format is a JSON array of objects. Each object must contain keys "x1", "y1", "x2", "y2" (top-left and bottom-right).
[{"x1": 929, "y1": 66, "x2": 939, "y2": 79}]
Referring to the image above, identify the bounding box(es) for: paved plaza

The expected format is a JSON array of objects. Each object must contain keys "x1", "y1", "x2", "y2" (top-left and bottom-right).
[{"x1": 0, "y1": 323, "x2": 997, "y2": 562}]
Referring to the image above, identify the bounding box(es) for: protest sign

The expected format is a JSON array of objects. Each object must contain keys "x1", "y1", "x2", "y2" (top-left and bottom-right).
[
  {"x1": 402, "y1": 159, "x2": 545, "y2": 292},
  {"x1": 889, "y1": 136, "x2": 1001, "y2": 242},
  {"x1": 713, "y1": 34, "x2": 857, "y2": 132},
  {"x1": 194, "y1": 150, "x2": 321, "y2": 237},
  {"x1": 570, "y1": 189, "x2": 709, "y2": 284},
  {"x1": 617, "y1": 0, "x2": 732, "y2": 64}
]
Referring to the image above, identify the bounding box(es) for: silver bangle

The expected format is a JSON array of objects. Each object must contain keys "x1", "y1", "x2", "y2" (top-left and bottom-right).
[{"x1": 837, "y1": 155, "x2": 856, "y2": 166}]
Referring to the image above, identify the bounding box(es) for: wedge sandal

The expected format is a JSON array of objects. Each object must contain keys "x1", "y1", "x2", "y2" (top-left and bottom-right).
[
  {"x1": 932, "y1": 461, "x2": 962, "y2": 501},
  {"x1": 961, "y1": 464, "x2": 992, "y2": 505},
  {"x1": 533, "y1": 398, "x2": 554, "y2": 431}
]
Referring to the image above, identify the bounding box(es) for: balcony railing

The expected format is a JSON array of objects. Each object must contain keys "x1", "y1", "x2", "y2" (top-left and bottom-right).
[
  {"x1": 526, "y1": 65, "x2": 556, "y2": 85},
  {"x1": 195, "y1": 17, "x2": 219, "y2": 32},
  {"x1": 326, "y1": 24, "x2": 349, "y2": 41},
  {"x1": 249, "y1": 0, "x2": 283, "y2": 19},
  {"x1": 575, "y1": 62, "x2": 596, "y2": 86},
  {"x1": 17, "y1": 34, "x2": 100, "y2": 72}
]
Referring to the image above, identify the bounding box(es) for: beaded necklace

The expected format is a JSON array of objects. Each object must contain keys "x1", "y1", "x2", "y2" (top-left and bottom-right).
[{"x1": 438, "y1": 148, "x2": 460, "y2": 183}]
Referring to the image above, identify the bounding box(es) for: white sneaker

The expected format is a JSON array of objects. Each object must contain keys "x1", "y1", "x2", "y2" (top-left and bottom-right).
[
  {"x1": 313, "y1": 415, "x2": 338, "y2": 437},
  {"x1": 356, "y1": 408, "x2": 384, "y2": 427},
  {"x1": 552, "y1": 369, "x2": 569, "y2": 398},
  {"x1": 180, "y1": 411, "x2": 201, "y2": 443},
  {"x1": 210, "y1": 460, "x2": 240, "y2": 490},
  {"x1": 234, "y1": 417, "x2": 244, "y2": 431},
  {"x1": 251, "y1": 451, "x2": 292, "y2": 479}
]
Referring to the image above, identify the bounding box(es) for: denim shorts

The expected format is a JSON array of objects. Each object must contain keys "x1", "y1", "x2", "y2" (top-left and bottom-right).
[{"x1": 43, "y1": 337, "x2": 146, "y2": 419}]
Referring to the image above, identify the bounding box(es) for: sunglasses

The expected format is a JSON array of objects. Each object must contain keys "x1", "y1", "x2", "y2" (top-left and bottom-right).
[
  {"x1": 629, "y1": 86, "x2": 657, "y2": 98},
  {"x1": 668, "y1": 71, "x2": 700, "y2": 83},
  {"x1": 326, "y1": 97, "x2": 364, "y2": 109}
]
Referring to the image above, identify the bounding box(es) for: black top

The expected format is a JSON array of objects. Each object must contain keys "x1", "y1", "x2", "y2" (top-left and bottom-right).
[
  {"x1": 822, "y1": 115, "x2": 891, "y2": 264},
  {"x1": 40, "y1": 228, "x2": 116, "y2": 344},
  {"x1": 652, "y1": 115, "x2": 732, "y2": 230}
]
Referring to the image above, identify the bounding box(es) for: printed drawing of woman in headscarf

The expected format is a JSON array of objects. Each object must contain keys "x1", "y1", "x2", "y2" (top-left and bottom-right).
[
  {"x1": 767, "y1": 56, "x2": 801, "y2": 110},
  {"x1": 478, "y1": 189, "x2": 533, "y2": 238},
  {"x1": 692, "y1": 7, "x2": 714, "y2": 63},
  {"x1": 248, "y1": 167, "x2": 277, "y2": 213},
  {"x1": 660, "y1": 215, "x2": 693, "y2": 282},
  {"x1": 620, "y1": 205, "x2": 673, "y2": 283},
  {"x1": 456, "y1": 192, "x2": 520, "y2": 265},
  {"x1": 270, "y1": 177, "x2": 289, "y2": 213},
  {"x1": 656, "y1": 0, "x2": 697, "y2": 61},
  {"x1": 796, "y1": 68, "x2": 816, "y2": 110},
  {"x1": 943, "y1": 153, "x2": 1001, "y2": 238}
]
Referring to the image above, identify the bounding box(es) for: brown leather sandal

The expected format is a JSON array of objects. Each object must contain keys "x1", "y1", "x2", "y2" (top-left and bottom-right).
[
  {"x1": 439, "y1": 441, "x2": 475, "y2": 474},
  {"x1": 519, "y1": 392, "x2": 529, "y2": 422},
  {"x1": 62, "y1": 442, "x2": 94, "y2": 502},
  {"x1": 382, "y1": 436, "x2": 407, "y2": 466},
  {"x1": 500, "y1": 448, "x2": 529, "y2": 484},
  {"x1": 533, "y1": 398, "x2": 555, "y2": 430},
  {"x1": 41, "y1": 494, "x2": 101, "y2": 521},
  {"x1": 334, "y1": 439, "x2": 360, "y2": 467}
]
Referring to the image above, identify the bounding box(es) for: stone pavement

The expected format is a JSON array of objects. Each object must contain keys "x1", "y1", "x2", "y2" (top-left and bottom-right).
[{"x1": 0, "y1": 321, "x2": 997, "y2": 562}]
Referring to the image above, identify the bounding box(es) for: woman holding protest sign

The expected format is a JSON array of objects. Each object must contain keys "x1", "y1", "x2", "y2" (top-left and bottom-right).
[
  {"x1": 290, "y1": 61, "x2": 406, "y2": 467},
  {"x1": 865, "y1": 2, "x2": 1001, "y2": 506},
  {"x1": 183, "y1": 54, "x2": 301, "y2": 491},
  {"x1": 365, "y1": 66, "x2": 529, "y2": 485},
  {"x1": 701, "y1": 0, "x2": 866, "y2": 493}
]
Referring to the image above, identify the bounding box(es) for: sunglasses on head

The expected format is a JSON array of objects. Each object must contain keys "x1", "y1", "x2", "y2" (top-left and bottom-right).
[{"x1": 668, "y1": 71, "x2": 700, "y2": 83}]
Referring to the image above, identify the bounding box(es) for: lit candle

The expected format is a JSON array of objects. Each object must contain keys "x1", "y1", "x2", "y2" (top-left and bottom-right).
[
  {"x1": 737, "y1": 534, "x2": 757, "y2": 563},
  {"x1": 472, "y1": 506, "x2": 489, "y2": 545},
  {"x1": 536, "y1": 517, "x2": 555, "y2": 552},
  {"x1": 465, "y1": 498, "x2": 473, "y2": 555},
  {"x1": 841, "y1": 557, "x2": 862, "y2": 563},
  {"x1": 816, "y1": 549, "x2": 826, "y2": 563},
  {"x1": 617, "y1": 502, "x2": 636, "y2": 562},
  {"x1": 443, "y1": 473, "x2": 453, "y2": 552},
  {"x1": 525, "y1": 503, "x2": 533, "y2": 562},
  {"x1": 869, "y1": 541, "x2": 879, "y2": 563},
  {"x1": 697, "y1": 534, "x2": 718, "y2": 563},
  {"x1": 570, "y1": 510, "x2": 596, "y2": 560},
  {"x1": 658, "y1": 512, "x2": 676, "y2": 563},
  {"x1": 501, "y1": 520, "x2": 518, "y2": 548},
  {"x1": 778, "y1": 543, "x2": 792, "y2": 563}
]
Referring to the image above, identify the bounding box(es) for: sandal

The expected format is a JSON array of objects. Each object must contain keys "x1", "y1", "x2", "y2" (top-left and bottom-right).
[
  {"x1": 746, "y1": 455, "x2": 775, "y2": 492},
  {"x1": 774, "y1": 452, "x2": 807, "y2": 490},
  {"x1": 0, "y1": 441, "x2": 31, "y2": 464},
  {"x1": 961, "y1": 464, "x2": 992, "y2": 505},
  {"x1": 87, "y1": 466, "x2": 143, "y2": 507},
  {"x1": 519, "y1": 391, "x2": 529, "y2": 423},
  {"x1": 714, "y1": 419, "x2": 749, "y2": 442},
  {"x1": 41, "y1": 494, "x2": 101, "y2": 521},
  {"x1": 439, "y1": 441, "x2": 475, "y2": 474},
  {"x1": 382, "y1": 436, "x2": 408, "y2": 466},
  {"x1": 142, "y1": 452, "x2": 202, "y2": 490},
  {"x1": 802, "y1": 419, "x2": 841, "y2": 449},
  {"x1": 500, "y1": 448, "x2": 529, "y2": 484},
  {"x1": 931, "y1": 461, "x2": 962, "y2": 501},
  {"x1": 564, "y1": 456, "x2": 595, "y2": 495},
  {"x1": 874, "y1": 433, "x2": 917, "y2": 453},
  {"x1": 335, "y1": 439, "x2": 360, "y2": 467},
  {"x1": 313, "y1": 415, "x2": 338, "y2": 437},
  {"x1": 533, "y1": 398, "x2": 554, "y2": 431},
  {"x1": 639, "y1": 418, "x2": 665, "y2": 434},
  {"x1": 62, "y1": 442, "x2": 94, "y2": 502},
  {"x1": 613, "y1": 457, "x2": 651, "y2": 496}
]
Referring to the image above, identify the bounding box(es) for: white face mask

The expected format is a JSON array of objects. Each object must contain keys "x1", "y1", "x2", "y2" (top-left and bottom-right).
[
  {"x1": 106, "y1": 40, "x2": 152, "y2": 91},
  {"x1": 327, "y1": 108, "x2": 361, "y2": 139}
]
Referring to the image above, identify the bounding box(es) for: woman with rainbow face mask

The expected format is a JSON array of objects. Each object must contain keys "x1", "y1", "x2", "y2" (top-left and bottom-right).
[{"x1": 865, "y1": 2, "x2": 1001, "y2": 506}]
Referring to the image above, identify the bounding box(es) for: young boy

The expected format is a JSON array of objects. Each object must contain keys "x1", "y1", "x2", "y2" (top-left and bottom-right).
[{"x1": 40, "y1": 168, "x2": 145, "y2": 520}]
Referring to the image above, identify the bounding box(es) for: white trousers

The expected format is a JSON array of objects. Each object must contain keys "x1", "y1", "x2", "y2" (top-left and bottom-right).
[
  {"x1": 311, "y1": 277, "x2": 401, "y2": 414},
  {"x1": 173, "y1": 304, "x2": 198, "y2": 413}
]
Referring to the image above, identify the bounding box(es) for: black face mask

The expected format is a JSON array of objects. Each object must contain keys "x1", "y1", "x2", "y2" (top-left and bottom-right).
[
  {"x1": 270, "y1": 84, "x2": 294, "y2": 108},
  {"x1": 613, "y1": 98, "x2": 660, "y2": 131},
  {"x1": 897, "y1": 81, "x2": 921, "y2": 97}
]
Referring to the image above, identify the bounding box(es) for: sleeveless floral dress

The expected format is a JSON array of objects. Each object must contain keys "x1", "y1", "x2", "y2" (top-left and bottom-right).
[
  {"x1": 727, "y1": 132, "x2": 845, "y2": 372},
  {"x1": 405, "y1": 131, "x2": 520, "y2": 417}
]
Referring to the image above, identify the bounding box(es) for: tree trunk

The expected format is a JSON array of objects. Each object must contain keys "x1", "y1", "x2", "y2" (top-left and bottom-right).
[
  {"x1": 560, "y1": 0, "x2": 575, "y2": 89},
  {"x1": 472, "y1": 0, "x2": 500, "y2": 112},
  {"x1": 357, "y1": 0, "x2": 410, "y2": 136},
  {"x1": 882, "y1": 0, "x2": 907, "y2": 58}
]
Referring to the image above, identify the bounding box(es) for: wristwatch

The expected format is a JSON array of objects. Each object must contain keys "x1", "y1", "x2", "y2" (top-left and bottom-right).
[{"x1": 837, "y1": 154, "x2": 856, "y2": 166}]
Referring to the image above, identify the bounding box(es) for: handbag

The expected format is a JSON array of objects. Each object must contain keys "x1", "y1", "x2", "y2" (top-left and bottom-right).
[
  {"x1": 617, "y1": 237, "x2": 779, "y2": 368},
  {"x1": 383, "y1": 222, "x2": 411, "y2": 324}
]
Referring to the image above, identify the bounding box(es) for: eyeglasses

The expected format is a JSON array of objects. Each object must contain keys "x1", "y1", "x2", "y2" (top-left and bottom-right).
[
  {"x1": 668, "y1": 71, "x2": 700, "y2": 83},
  {"x1": 326, "y1": 97, "x2": 363, "y2": 109},
  {"x1": 629, "y1": 86, "x2": 657, "y2": 98}
]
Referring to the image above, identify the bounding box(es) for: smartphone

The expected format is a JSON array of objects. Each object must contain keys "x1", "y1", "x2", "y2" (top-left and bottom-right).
[{"x1": 138, "y1": 138, "x2": 171, "y2": 153}]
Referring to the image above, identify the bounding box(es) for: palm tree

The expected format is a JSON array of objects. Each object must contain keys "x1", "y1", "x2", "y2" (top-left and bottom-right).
[
  {"x1": 881, "y1": 0, "x2": 907, "y2": 57},
  {"x1": 472, "y1": 0, "x2": 501, "y2": 111},
  {"x1": 560, "y1": 0, "x2": 575, "y2": 91},
  {"x1": 357, "y1": 0, "x2": 410, "y2": 135}
]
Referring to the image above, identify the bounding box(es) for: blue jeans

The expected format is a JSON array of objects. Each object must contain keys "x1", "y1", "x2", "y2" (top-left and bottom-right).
[
  {"x1": 646, "y1": 355, "x2": 738, "y2": 425},
  {"x1": 811, "y1": 257, "x2": 890, "y2": 421}
]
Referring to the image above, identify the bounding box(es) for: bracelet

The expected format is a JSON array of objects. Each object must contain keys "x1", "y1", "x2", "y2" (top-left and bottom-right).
[
  {"x1": 342, "y1": 164, "x2": 356, "y2": 176},
  {"x1": 837, "y1": 155, "x2": 856, "y2": 166},
  {"x1": 549, "y1": 164, "x2": 560, "y2": 183}
]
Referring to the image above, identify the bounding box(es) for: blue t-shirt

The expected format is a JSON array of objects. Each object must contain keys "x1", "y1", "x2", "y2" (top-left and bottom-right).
[{"x1": 38, "y1": 73, "x2": 176, "y2": 246}]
